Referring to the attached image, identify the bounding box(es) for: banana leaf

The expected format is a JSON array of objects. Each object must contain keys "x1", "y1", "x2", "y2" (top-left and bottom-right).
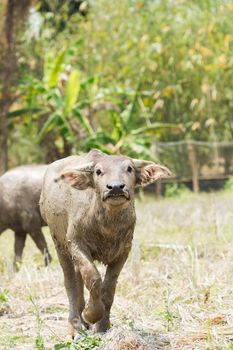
[
  {"x1": 73, "y1": 108, "x2": 94, "y2": 136},
  {"x1": 48, "y1": 49, "x2": 66, "y2": 88},
  {"x1": 8, "y1": 107, "x2": 44, "y2": 118},
  {"x1": 64, "y1": 70, "x2": 81, "y2": 114},
  {"x1": 131, "y1": 123, "x2": 181, "y2": 136},
  {"x1": 37, "y1": 112, "x2": 61, "y2": 142}
]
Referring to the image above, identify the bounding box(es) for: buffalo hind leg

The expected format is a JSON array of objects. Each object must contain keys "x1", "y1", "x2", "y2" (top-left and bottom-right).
[
  {"x1": 95, "y1": 253, "x2": 129, "y2": 333},
  {"x1": 14, "y1": 231, "x2": 27, "y2": 271},
  {"x1": 69, "y1": 242, "x2": 105, "y2": 325},
  {"x1": 56, "y1": 245, "x2": 82, "y2": 338},
  {"x1": 30, "y1": 229, "x2": 52, "y2": 266}
]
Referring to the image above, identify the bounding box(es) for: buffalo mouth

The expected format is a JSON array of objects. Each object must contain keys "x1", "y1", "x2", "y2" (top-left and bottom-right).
[{"x1": 103, "y1": 191, "x2": 130, "y2": 201}]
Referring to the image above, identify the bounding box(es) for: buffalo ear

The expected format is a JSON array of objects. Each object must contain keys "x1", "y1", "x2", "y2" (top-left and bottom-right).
[
  {"x1": 55, "y1": 162, "x2": 94, "y2": 190},
  {"x1": 132, "y1": 159, "x2": 171, "y2": 187}
]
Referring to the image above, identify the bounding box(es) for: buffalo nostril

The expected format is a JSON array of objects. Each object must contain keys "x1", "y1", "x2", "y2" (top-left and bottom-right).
[{"x1": 107, "y1": 183, "x2": 125, "y2": 191}]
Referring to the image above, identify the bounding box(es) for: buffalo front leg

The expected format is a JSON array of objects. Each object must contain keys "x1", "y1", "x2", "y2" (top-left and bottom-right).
[
  {"x1": 55, "y1": 245, "x2": 82, "y2": 337},
  {"x1": 95, "y1": 253, "x2": 129, "y2": 333},
  {"x1": 14, "y1": 231, "x2": 27, "y2": 271},
  {"x1": 75, "y1": 268, "x2": 88, "y2": 328},
  {"x1": 30, "y1": 229, "x2": 52, "y2": 266},
  {"x1": 70, "y1": 243, "x2": 105, "y2": 325}
]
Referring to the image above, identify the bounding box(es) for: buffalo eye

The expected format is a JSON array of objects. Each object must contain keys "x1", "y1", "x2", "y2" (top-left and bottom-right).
[
  {"x1": 127, "y1": 166, "x2": 133, "y2": 173},
  {"x1": 96, "y1": 169, "x2": 102, "y2": 176}
]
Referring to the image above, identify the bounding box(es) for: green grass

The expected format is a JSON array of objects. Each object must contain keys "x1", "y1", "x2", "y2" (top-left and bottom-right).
[
  {"x1": 54, "y1": 331, "x2": 102, "y2": 350},
  {"x1": 1, "y1": 191, "x2": 233, "y2": 349}
]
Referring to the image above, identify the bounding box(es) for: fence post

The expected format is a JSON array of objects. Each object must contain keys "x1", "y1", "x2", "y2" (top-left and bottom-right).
[
  {"x1": 154, "y1": 141, "x2": 162, "y2": 197},
  {"x1": 155, "y1": 180, "x2": 162, "y2": 197},
  {"x1": 187, "y1": 141, "x2": 199, "y2": 193}
]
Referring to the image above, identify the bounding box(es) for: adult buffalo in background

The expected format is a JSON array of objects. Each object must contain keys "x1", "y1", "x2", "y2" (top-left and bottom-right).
[
  {"x1": 40, "y1": 149, "x2": 171, "y2": 337},
  {"x1": 0, "y1": 165, "x2": 52, "y2": 269}
]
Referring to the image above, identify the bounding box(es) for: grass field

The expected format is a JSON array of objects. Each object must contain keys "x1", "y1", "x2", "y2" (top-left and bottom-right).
[{"x1": 1, "y1": 191, "x2": 233, "y2": 349}]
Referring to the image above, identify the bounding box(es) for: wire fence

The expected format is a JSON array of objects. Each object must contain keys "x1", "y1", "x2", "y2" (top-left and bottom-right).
[{"x1": 155, "y1": 140, "x2": 233, "y2": 192}]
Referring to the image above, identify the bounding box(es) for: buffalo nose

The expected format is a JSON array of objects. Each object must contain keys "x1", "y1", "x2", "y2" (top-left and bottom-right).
[{"x1": 106, "y1": 182, "x2": 125, "y2": 191}]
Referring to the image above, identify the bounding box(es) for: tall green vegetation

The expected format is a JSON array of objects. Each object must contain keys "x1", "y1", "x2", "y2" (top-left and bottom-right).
[{"x1": 2, "y1": 0, "x2": 233, "y2": 166}]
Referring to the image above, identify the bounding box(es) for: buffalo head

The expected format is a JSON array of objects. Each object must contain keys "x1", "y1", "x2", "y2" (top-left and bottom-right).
[{"x1": 57, "y1": 149, "x2": 171, "y2": 208}]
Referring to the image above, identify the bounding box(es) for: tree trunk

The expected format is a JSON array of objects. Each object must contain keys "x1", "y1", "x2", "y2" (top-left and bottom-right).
[
  {"x1": 0, "y1": 109, "x2": 8, "y2": 175},
  {"x1": 0, "y1": 0, "x2": 15, "y2": 174},
  {"x1": 0, "y1": 0, "x2": 31, "y2": 174}
]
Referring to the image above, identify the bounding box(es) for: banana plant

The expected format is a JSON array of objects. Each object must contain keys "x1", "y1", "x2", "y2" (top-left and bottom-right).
[
  {"x1": 81, "y1": 82, "x2": 181, "y2": 159},
  {"x1": 10, "y1": 43, "x2": 181, "y2": 161},
  {"x1": 9, "y1": 43, "x2": 95, "y2": 158},
  {"x1": 83, "y1": 105, "x2": 180, "y2": 159}
]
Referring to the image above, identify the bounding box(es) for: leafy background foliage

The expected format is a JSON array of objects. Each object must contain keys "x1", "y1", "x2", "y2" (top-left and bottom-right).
[{"x1": 2, "y1": 0, "x2": 233, "y2": 165}]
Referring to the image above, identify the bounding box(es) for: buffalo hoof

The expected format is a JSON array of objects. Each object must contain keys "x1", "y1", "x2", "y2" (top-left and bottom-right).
[
  {"x1": 94, "y1": 316, "x2": 110, "y2": 333},
  {"x1": 68, "y1": 317, "x2": 82, "y2": 338},
  {"x1": 81, "y1": 320, "x2": 90, "y2": 330},
  {"x1": 74, "y1": 324, "x2": 91, "y2": 343},
  {"x1": 82, "y1": 300, "x2": 105, "y2": 324}
]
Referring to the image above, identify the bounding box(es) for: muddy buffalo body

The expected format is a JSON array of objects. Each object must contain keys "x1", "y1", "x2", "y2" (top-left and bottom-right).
[
  {"x1": 0, "y1": 165, "x2": 52, "y2": 269},
  {"x1": 40, "y1": 149, "x2": 171, "y2": 336}
]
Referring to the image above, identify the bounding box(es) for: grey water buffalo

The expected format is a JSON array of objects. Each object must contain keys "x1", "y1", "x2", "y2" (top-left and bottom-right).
[
  {"x1": 39, "y1": 149, "x2": 171, "y2": 336},
  {"x1": 0, "y1": 165, "x2": 52, "y2": 269}
]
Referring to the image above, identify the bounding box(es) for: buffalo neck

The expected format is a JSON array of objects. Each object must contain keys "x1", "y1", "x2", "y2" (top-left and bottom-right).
[{"x1": 90, "y1": 191, "x2": 136, "y2": 236}]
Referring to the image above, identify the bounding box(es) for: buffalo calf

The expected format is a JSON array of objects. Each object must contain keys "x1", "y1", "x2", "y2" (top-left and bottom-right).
[
  {"x1": 40, "y1": 149, "x2": 170, "y2": 336},
  {"x1": 0, "y1": 165, "x2": 52, "y2": 269}
]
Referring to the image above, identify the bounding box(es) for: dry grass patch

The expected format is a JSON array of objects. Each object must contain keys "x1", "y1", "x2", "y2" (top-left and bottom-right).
[
  {"x1": 1, "y1": 191, "x2": 233, "y2": 349},
  {"x1": 100, "y1": 327, "x2": 157, "y2": 350}
]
